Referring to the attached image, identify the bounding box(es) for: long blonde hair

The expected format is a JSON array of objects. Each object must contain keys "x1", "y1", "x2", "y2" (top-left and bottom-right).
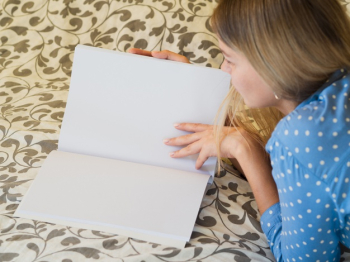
[{"x1": 211, "y1": 0, "x2": 350, "y2": 168}]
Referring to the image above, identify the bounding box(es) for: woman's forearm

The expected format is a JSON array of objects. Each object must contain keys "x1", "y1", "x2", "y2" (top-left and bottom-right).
[{"x1": 234, "y1": 143, "x2": 279, "y2": 215}]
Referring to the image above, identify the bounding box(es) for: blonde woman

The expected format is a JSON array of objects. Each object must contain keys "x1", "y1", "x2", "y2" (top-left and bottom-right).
[{"x1": 129, "y1": 0, "x2": 350, "y2": 260}]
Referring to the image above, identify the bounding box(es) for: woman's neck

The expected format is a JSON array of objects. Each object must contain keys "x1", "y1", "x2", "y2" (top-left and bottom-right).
[{"x1": 274, "y1": 99, "x2": 299, "y2": 115}]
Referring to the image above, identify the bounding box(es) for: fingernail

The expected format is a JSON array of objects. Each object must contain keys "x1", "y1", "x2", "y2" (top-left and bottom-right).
[
  {"x1": 169, "y1": 152, "x2": 175, "y2": 157},
  {"x1": 174, "y1": 123, "x2": 180, "y2": 127},
  {"x1": 163, "y1": 139, "x2": 169, "y2": 144}
]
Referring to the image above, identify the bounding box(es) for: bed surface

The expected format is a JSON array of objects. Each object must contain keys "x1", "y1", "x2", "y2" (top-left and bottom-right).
[{"x1": 1, "y1": 0, "x2": 350, "y2": 261}]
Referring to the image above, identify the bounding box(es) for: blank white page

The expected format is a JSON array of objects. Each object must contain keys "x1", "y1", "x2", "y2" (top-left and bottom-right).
[
  {"x1": 58, "y1": 45, "x2": 230, "y2": 177},
  {"x1": 15, "y1": 150, "x2": 210, "y2": 248}
]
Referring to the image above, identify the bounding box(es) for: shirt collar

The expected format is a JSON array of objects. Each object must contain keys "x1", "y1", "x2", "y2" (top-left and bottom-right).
[{"x1": 296, "y1": 68, "x2": 349, "y2": 110}]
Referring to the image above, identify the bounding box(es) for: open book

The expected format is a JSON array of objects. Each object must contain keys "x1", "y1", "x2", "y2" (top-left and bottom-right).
[{"x1": 14, "y1": 45, "x2": 231, "y2": 248}]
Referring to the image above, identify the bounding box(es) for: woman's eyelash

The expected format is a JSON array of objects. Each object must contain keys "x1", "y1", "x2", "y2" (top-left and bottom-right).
[{"x1": 225, "y1": 58, "x2": 233, "y2": 64}]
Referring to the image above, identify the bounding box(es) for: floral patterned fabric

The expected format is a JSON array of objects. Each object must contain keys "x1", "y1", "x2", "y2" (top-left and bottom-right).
[{"x1": 0, "y1": 0, "x2": 350, "y2": 261}]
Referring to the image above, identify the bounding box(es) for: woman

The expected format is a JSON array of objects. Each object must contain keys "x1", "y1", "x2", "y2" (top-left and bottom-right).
[{"x1": 129, "y1": 0, "x2": 350, "y2": 260}]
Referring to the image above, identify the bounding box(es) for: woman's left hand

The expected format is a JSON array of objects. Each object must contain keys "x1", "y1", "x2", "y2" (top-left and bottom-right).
[{"x1": 163, "y1": 123, "x2": 247, "y2": 169}]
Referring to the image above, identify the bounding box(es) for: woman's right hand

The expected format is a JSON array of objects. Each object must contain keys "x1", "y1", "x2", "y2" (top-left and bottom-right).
[{"x1": 128, "y1": 48, "x2": 190, "y2": 64}]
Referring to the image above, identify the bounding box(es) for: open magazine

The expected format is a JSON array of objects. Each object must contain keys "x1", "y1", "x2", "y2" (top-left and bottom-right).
[{"x1": 14, "y1": 45, "x2": 231, "y2": 248}]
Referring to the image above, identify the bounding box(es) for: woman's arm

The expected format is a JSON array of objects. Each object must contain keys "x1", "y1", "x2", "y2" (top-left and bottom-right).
[
  {"x1": 260, "y1": 167, "x2": 342, "y2": 261},
  {"x1": 165, "y1": 123, "x2": 343, "y2": 261},
  {"x1": 233, "y1": 138, "x2": 279, "y2": 214}
]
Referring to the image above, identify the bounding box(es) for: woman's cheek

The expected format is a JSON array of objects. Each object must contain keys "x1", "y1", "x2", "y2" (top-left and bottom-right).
[{"x1": 232, "y1": 75, "x2": 250, "y2": 98}]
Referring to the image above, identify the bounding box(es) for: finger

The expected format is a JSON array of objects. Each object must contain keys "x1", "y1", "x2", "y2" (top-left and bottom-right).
[
  {"x1": 169, "y1": 140, "x2": 203, "y2": 158},
  {"x1": 163, "y1": 132, "x2": 203, "y2": 146},
  {"x1": 174, "y1": 123, "x2": 213, "y2": 133},
  {"x1": 195, "y1": 149, "x2": 211, "y2": 170},
  {"x1": 151, "y1": 50, "x2": 190, "y2": 63},
  {"x1": 127, "y1": 48, "x2": 152, "y2": 57}
]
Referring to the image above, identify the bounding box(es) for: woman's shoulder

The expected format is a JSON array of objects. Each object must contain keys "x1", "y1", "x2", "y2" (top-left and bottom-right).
[
  {"x1": 267, "y1": 70, "x2": 350, "y2": 177},
  {"x1": 272, "y1": 69, "x2": 350, "y2": 144}
]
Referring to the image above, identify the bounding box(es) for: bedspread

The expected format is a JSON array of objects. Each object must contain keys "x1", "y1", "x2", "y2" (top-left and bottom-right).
[{"x1": 1, "y1": 0, "x2": 350, "y2": 261}]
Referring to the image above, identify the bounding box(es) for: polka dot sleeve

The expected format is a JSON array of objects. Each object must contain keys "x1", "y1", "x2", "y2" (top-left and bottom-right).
[
  {"x1": 260, "y1": 165, "x2": 342, "y2": 261},
  {"x1": 261, "y1": 203, "x2": 282, "y2": 259}
]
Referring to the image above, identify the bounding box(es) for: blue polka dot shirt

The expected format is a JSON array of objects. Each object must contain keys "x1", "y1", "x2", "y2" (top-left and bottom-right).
[{"x1": 261, "y1": 68, "x2": 350, "y2": 262}]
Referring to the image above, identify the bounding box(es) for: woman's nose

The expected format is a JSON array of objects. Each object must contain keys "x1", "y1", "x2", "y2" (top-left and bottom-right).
[{"x1": 220, "y1": 60, "x2": 230, "y2": 74}]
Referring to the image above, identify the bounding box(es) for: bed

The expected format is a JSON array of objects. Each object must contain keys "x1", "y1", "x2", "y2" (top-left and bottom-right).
[{"x1": 1, "y1": 0, "x2": 350, "y2": 261}]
